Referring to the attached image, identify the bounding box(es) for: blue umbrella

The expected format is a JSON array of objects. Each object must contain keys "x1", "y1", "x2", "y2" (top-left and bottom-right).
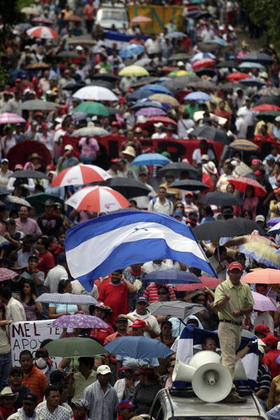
[
  {"x1": 239, "y1": 62, "x2": 265, "y2": 70},
  {"x1": 141, "y1": 84, "x2": 173, "y2": 95},
  {"x1": 131, "y1": 100, "x2": 168, "y2": 111},
  {"x1": 119, "y1": 44, "x2": 145, "y2": 59},
  {"x1": 184, "y1": 91, "x2": 212, "y2": 101},
  {"x1": 210, "y1": 37, "x2": 228, "y2": 46},
  {"x1": 105, "y1": 336, "x2": 173, "y2": 359},
  {"x1": 128, "y1": 89, "x2": 155, "y2": 101},
  {"x1": 132, "y1": 153, "x2": 170, "y2": 166},
  {"x1": 143, "y1": 270, "x2": 201, "y2": 284}
]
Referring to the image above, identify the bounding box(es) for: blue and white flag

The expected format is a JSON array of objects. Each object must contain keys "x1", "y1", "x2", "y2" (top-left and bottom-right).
[
  {"x1": 104, "y1": 30, "x2": 149, "y2": 49},
  {"x1": 65, "y1": 210, "x2": 216, "y2": 291},
  {"x1": 176, "y1": 325, "x2": 258, "y2": 387}
]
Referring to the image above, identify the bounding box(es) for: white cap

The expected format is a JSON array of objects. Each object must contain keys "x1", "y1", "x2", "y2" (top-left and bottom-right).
[
  {"x1": 177, "y1": 61, "x2": 185, "y2": 67},
  {"x1": 255, "y1": 215, "x2": 265, "y2": 223},
  {"x1": 76, "y1": 46, "x2": 83, "y2": 51},
  {"x1": 154, "y1": 122, "x2": 164, "y2": 128},
  {"x1": 64, "y1": 144, "x2": 73, "y2": 151},
  {"x1": 97, "y1": 365, "x2": 111, "y2": 375},
  {"x1": 201, "y1": 154, "x2": 209, "y2": 161}
]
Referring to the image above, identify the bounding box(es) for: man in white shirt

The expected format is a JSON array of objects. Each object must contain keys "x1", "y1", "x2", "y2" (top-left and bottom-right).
[
  {"x1": 148, "y1": 186, "x2": 173, "y2": 215},
  {"x1": 237, "y1": 98, "x2": 255, "y2": 139},
  {"x1": 0, "y1": 287, "x2": 26, "y2": 322},
  {"x1": 126, "y1": 296, "x2": 160, "y2": 338},
  {"x1": 151, "y1": 122, "x2": 167, "y2": 139},
  {"x1": 44, "y1": 254, "x2": 68, "y2": 293},
  {"x1": 145, "y1": 34, "x2": 160, "y2": 56}
]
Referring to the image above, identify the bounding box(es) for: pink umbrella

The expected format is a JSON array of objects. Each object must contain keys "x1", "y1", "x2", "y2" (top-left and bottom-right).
[
  {"x1": 131, "y1": 16, "x2": 152, "y2": 23},
  {"x1": 135, "y1": 107, "x2": 166, "y2": 117},
  {"x1": 66, "y1": 186, "x2": 130, "y2": 212},
  {"x1": 32, "y1": 16, "x2": 53, "y2": 25},
  {"x1": 27, "y1": 26, "x2": 59, "y2": 39},
  {"x1": 0, "y1": 268, "x2": 19, "y2": 282},
  {"x1": 175, "y1": 277, "x2": 220, "y2": 291},
  {"x1": 252, "y1": 291, "x2": 277, "y2": 312},
  {"x1": 51, "y1": 164, "x2": 111, "y2": 187},
  {"x1": 50, "y1": 314, "x2": 109, "y2": 329},
  {"x1": 0, "y1": 113, "x2": 25, "y2": 125}
]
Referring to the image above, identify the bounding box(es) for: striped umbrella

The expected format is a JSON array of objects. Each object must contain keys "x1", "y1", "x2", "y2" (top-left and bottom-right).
[
  {"x1": 27, "y1": 26, "x2": 59, "y2": 39},
  {"x1": 51, "y1": 164, "x2": 111, "y2": 187},
  {"x1": 0, "y1": 113, "x2": 25, "y2": 125},
  {"x1": 229, "y1": 139, "x2": 259, "y2": 151},
  {"x1": 66, "y1": 186, "x2": 130, "y2": 212}
]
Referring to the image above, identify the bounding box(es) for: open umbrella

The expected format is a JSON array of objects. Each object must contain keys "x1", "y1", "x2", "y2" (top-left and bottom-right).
[
  {"x1": 229, "y1": 177, "x2": 266, "y2": 197},
  {"x1": 57, "y1": 51, "x2": 80, "y2": 59},
  {"x1": 135, "y1": 107, "x2": 166, "y2": 117},
  {"x1": 37, "y1": 293, "x2": 98, "y2": 305},
  {"x1": 216, "y1": 60, "x2": 238, "y2": 68},
  {"x1": 217, "y1": 82, "x2": 244, "y2": 90},
  {"x1": 175, "y1": 277, "x2": 219, "y2": 292},
  {"x1": 158, "y1": 162, "x2": 199, "y2": 179},
  {"x1": 27, "y1": 26, "x2": 59, "y2": 39},
  {"x1": 109, "y1": 177, "x2": 150, "y2": 199},
  {"x1": 131, "y1": 16, "x2": 151, "y2": 23},
  {"x1": 50, "y1": 314, "x2": 109, "y2": 329},
  {"x1": 9, "y1": 170, "x2": 48, "y2": 180},
  {"x1": 227, "y1": 72, "x2": 250, "y2": 82},
  {"x1": 74, "y1": 102, "x2": 109, "y2": 116},
  {"x1": 21, "y1": 100, "x2": 56, "y2": 111},
  {"x1": 241, "y1": 269, "x2": 280, "y2": 285},
  {"x1": 132, "y1": 153, "x2": 170, "y2": 166},
  {"x1": 52, "y1": 164, "x2": 111, "y2": 187},
  {"x1": 199, "y1": 191, "x2": 243, "y2": 206},
  {"x1": 143, "y1": 270, "x2": 201, "y2": 284},
  {"x1": 0, "y1": 113, "x2": 25, "y2": 125},
  {"x1": 69, "y1": 36, "x2": 96, "y2": 45},
  {"x1": 252, "y1": 291, "x2": 277, "y2": 312},
  {"x1": 26, "y1": 193, "x2": 64, "y2": 215},
  {"x1": 7, "y1": 141, "x2": 51, "y2": 168},
  {"x1": 45, "y1": 337, "x2": 105, "y2": 358},
  {"x1": 238, "y1": 62, "x2": 265, "y2": 70},
  {"x1": 140, "y1": 116, "x2": 177, "y2": 127},
  {"x1": 0, "y1": 268, "x2": 19, "y2": 282},
  {"x1": 254, "y1": 96, "x2": 280, "y2": 107},
  {"x1": 6, "y1": 196, "x2": 32, "y2": 208},
  {"x1": 73, "y1": 86, "x2": 118, "y2": 102},
  {"x1": 119, "y1": 44, "x2": 145, "y2": 59},
  {"x1": 148, "y1": 301, "x2": 204, "y2": 319},
  {"x1": 105, "y1": 336, "x2": 173, "y2": 359},
  {"x1": 32, "y1": 16, "x2": 53, "y2": 25},
  {"x1": 229, "y1": 139, "x2": 259, "y2": 152},
  {"x1": 192, "y1": 59, "x2": 216, "y2": 71},
  {"x1": 238, "y1": 240, "x2": 280, "y2": 269},
  {"x1": 188, "y1": 80, "x2": 216, "y2": 91},
  {"x1": 148, "y1": 94, "x2": 179, "y2": 107},
  {"x1": 169, "y1": 179, "x2": 209, "y2": 191},
  {"x1": 66, "y1": 186, "x2": 130, "y2": 213},
  {"x1": 240, "y1": 78, "x2": 265, "y2": 88},
  {"x1": 240, "y1": 53, "x2": 273, "y2": 65},
  {"x1": 251, "y1": 104, "x2": 280, "y2": 112},
  {"x1": 184, "y1": 91, "x2": 212, "y2": 102},
  {"x1": 25, "y1": 62, "x2": 50, "y2": 70},
  {"x1": 72, "y1": 126, "x2": 109, "y2": 137},
  {"x1": 190, "y1": 126, "x2": 231, "y2": 144},
  {"x1": 119, "y1": 66, "x2": 149, "y2": 77}
]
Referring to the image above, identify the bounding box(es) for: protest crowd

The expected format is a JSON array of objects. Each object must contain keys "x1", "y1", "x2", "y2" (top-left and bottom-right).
[{"x1": 2, "y1": 0, "x2": 280, "y2": 419}]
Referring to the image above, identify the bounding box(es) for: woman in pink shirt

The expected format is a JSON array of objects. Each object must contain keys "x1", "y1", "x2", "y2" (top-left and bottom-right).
[{"x1": 78, "y1": 136, "x2": 99, "y2": 164}]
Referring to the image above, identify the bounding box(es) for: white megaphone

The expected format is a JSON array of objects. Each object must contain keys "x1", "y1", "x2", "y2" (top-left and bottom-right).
[{"x1": 172, "y1": 351, "x2": 232, "y2": 403}]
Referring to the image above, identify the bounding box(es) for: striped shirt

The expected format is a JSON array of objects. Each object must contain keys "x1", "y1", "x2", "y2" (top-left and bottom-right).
[
  {"x1": 255, "y1": 363, "x2": 271, "y2": 400},
  {"x1": 83, "y1": 380, "x2": 118, "y2": 420},
  {"x1": 22, "y1": 366, "x2": 48, "y2": 403},
  {"x1": 143, "y1": 283, "x2": 176, "y2": 304}
]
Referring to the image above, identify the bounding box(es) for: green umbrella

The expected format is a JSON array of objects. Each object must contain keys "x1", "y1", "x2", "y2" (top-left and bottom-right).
[
  {"x1": 74, "y1": 102, "x2": 109, "y2": 116},
  {"x1": 45, "y1": 337, "x2": 106, "y2": 357},
  {"x1": 256, "y1": 110, "x2": 280, "y2": 121},
  {"x1": 26, "y1": 193, "x2": 64, "y2": 216}
]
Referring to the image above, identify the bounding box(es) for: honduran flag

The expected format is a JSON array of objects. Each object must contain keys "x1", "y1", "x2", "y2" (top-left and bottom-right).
[
  {"x1": 176, "y1": 325, "x2": 258, "y2": 388},
  {"x1": 65, "y1": 210, "x2": 216, "y2": 291}
]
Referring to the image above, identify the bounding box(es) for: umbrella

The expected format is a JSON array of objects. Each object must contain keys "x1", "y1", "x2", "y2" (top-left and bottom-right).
[
  {"x1": 27, "y1": 26, "x2": 59, "y2": 39},
  {"x1": 51, "y1": 164, "x2": 111, "y2": 187},
  {"x1": 69, "y1": 36, "x2": 96, "y2": 45},
  {"x1": 252, "y1": 291, "x2": 276, "y2": 312},
  {"x1": 109, "y1": 177, "x2": 151, "y2": 199},
  {"x1": 57, "y1": 51, "x2": 80, "y2": 59},
  {"x1": 195, "y1": 68, "x2": 217, "y2": 78},
  {"x1": 26, "y1": 193, "x2": 64, "y2": 215},
  {"x1": 32, "y1": 16, "x2": 53, "y2": 25},
  {"x1": 241, "y1": 269, "x2": 280, "y2": 284},
  {"x1": 240, "y1": 53, "x2": 273, "y2": 65},
  {"x1": 131, "y1": 16, "x2": 151, "y2": 23},
  {"x1": 259, "y1": 87, "x2": 280, "y2": 96},
  {"x1": 169, "y1": 179, "x2": 209, "y2": 191},
  {"x1": 72, "y1": 126, "x2": 109, "y2": 137},
  {"x1": 158, "y1": 162, "x2": 199, "y2": 178},
  {"x1": 240, "y1": 78, "x2": 265, "y2": 88},
  {"x1": 143, "y1": 270, "x2": 201, "y2": 284},
  {"x1": 73, "y1": 86, "x2": 118, "y2": 102},
  {"x1": 193, "y1": 111, "x2": 227, "y2": 127},
  {"x1": 256, "y1": 110, "x2": 280, "y2": 120},
  {"x1": 9, "y1": 170, "x2": 48, "y2": 180},
  {"x1": 199, "y1": 191, "x2": 243, "y2": 206},
  {"x1": 169, "y1": 53, "x2": 191, "y2": 61},
  {"x1": 50, "y1": 314, "x2": 109, "y2": 329},
  {"x1": 119, "y1": 66, "x2": 149, "y2": 77},
  {"x1": 239, "y1": 62, "x2": 265, "y2": 70},
  {"x1": 131, "y1": 153, "x2": 170, "y2": 166},
  {"x1": 216, "y1": 60, "x2": 238, "y2": 68},
  {"x1": 140, "y1": 116, "x2": 177, "y2": 127},
  {"x1": 229, "y1": 139, "x2": 259, "y2": 151},
  {"x1": 0, "y1": 268, "x2": 19, "y2": 281},
  {"x1": 197, "y1": 42, "x2": 219, "y2": 52},
  {"x1": 217, "y1": 82, "x2": 244, "y2": 90},
  {"x1": 63, "y1": 81, "x2": 86, "y2": 92},
  {"x1": 66, "y1": 186, "x2": 130, "y2": 213},
  {"x1": 165, "y1": 32, "x2": 186, "y2": 39},
  {"x1": 21, "y1": 100, "x2": 56, "y2": 111},
  {"x1": 227, "y1": 72, "x2": 250, "y2": 82},
  {"x1": 91, "y1": 74, "x2": 120, "y2": 83},
  {"x1": 131, "y1": 101, "x2": 167, "y2": 111},
  {"x1": 191, "y1": 52, "x2": 216, "y2": 62},
  {"x1": 0, "y1": 113, "x2": 25, "y2": 125},
  {"x1": 162, "y1": 75, "x2": 200, "y2": 91},
  {"x1": 133, "y1": 58, "x2": 152, "y2": 67},
  {"x1": 268, "y1": 217, "x2": 280, "y2": 227},
  {"x1": 252, "y1": 104, "x2": 280, "y2": 112},
  {"x1": 6, "y1": 141, "x2": 51, "y2": 168},
  {"x1": 148, "y1": 94, "x2": 179, "y2": 107},
  {"x1": 175, "y1": 277, "x2": 220, "y2": 292},
  {"x1": 184, "y1": 91, "x2": 212, "y2": 101},
  {"x1": 25, "y1": 62, "x2": 50, "y2": 70},
  {"x1": 37, "y1": 293, "x2": 98, "y2": 305},
  {"x1": 188, "y1": 80, "x2": 216, "y2": 91},
  {"x1": 105, "y1": 336, "x2": 173, "y2": 359},
  {"x1": 229, "y1": 177, "x2": 266, "y2": 197},
  {"x1": 193, "y1": 217, "x2": 264, "y2": 241},
  {"x1": 21, "y1": 7, "x2": 40, "y2": 15},
  {"x1": 238, "y1": 241, "x2": 280, "y2": 269},
  {"x1": 192, "y1": 59, "x2": 216, "y2": 71},
  {"x1": 254, "y1": 96, "x2": 280, "y2": 107},
  {"x1": 128, "y1": 89, "x2": 158, "y2": 101},
  {"x1": 190, "y1": 126, "x2": 231, "y2": 145},
  {"x1": 6, "y1": 196, "x2": 32, "y2": 208},
  {"x1": 135, "y1": 107, "x2": 166, "y2": 117},
  {"x1": 45, "y1": 337, "x2": 105, "y2": 358},
  {"x1": 74, "y1": 102, "x2": 109, "y2": 116},
  {"x1": 148, "y1": 301, "x2": 204, "y2": 319},
  {"x1": 131, "y1": 77, "x2": 159, "y2": 88},
  {"x1": 141, "y1": 84, "x2": 173, "y2": 95},
  {"x1": 119, "y1": 44, "x2": 145, "y2": 59}
]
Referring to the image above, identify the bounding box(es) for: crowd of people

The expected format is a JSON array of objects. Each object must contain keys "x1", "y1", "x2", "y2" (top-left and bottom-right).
[{"x1": 1, "y1": 0, "x2": 280, "y2": 419}]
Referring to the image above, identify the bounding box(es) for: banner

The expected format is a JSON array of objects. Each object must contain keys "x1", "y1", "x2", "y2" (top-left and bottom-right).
[
  {"x1": 10, "y1": 320, "x2": 62, "y2": 367},
  {"x1": 128, "y1": 5, "x2": 184, "y2": 33}
]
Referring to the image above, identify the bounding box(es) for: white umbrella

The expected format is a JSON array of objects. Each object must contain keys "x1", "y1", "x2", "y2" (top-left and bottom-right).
[
  {"x1": 27, "y1": 26, "x2": 59, "y2": 39},
  {"x1": 36, "y1": 293, "x2": 98, "y2": 305},
  {"x1": 72, "y1": 126, "x2": 110, "y2": 137},
  {"x1": 73, "y1": 86, "x2": 118, "y2": 101},
  {"x1": 0, "y1": 113, "x2": 25, "y2": 125}
]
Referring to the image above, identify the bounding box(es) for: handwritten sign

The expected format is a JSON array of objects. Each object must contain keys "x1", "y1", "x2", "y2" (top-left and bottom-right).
[{"x1": 10, "y1": 320, "x2": 62, "y2": 367}]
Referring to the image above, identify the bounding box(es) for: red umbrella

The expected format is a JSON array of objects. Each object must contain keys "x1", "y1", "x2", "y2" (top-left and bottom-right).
[
  {"x1": 138, "y1": 116, "x2": 177, "y2": 128},
  {"x1": 175, "y1": 277, "x2": 220, "y2": 291},
  {"x1": 251, "y1": 104, "x2": 280, "y2": 112},
  {"x1": 229, "y1": 177, "x2": 267, "y2": 197},
  {"x1": 27, "y1": 26, "x2": 59, "y2": 39},
  {"x1": 227, "y1": 72, "x2": 250, "y2": 82},
  {"x1": 6, "y1": 141, "x2": 51, "y2": 169},
  {"x1": 51, "y1": 164, "x2": 111, "y2": 187},
  {"x1": 241, "y1": 269, "x2": 280, "y2": 284},
  {"x1": 0, "y1": 268, "x2": 18, "y2": 282},
  {"x1": 192, "y1": 58, "x2": 216, "y2": 70}
]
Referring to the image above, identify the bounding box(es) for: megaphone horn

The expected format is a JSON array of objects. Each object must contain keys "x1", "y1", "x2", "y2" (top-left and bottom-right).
[{"x1": 172, "y1": 360, "x2": 196, "y2": 383}]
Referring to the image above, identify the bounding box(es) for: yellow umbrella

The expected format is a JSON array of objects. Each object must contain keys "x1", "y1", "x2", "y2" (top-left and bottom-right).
[
  {"x1": 149, "y1": 94, "x2": 179, "y2": 107},
  {"x1": 119, "y1": 66, "x2": 149, "y2": 77},
  {"x1": 176, "y1": 70, "x2": 188, "y2": 76}
]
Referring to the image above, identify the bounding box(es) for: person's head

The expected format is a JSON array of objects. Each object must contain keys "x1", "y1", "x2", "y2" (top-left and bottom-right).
[
  {"x1": 19, "y1": 350, "x2": 33, "y2": 373},
  {"x1": 191, "y1": 291, "x2": 206, "y2": 306},
  {"x1": 45, "y1": 385, "x2": 60, "y2": 409},
  {"x1": 27, "y1": 254, "x2": 39, "y2": 271},
  {"x1": 78, "y1": 357, "x2": 94, "y2": 373},
  {"x1": 130, "y1": 319, "x2": 146, "y2": 336},
  {"x1": 255, "y1": 323, "x2": 270, "y2": 339},
  {"x1": 64, "y1": 144, "x2": 73, "y2": 156},
  {"x1": 241, "y1": 209, "x2": 253, "y2": 220},
  {"x1": 9, "y1": 367, "x2": 23, "y2": 389},
  {"x1": 19, "y1": 205, "x2": 29, "y2": 221},
  {"x1": 157, "y1": 285, "x2": 170, "y2": 301},
  {"x1": 22, "y1": 392, "x2": 37, "y2": 417},
  {"x1": 58, "y1": 279, "x2": 72, "y2": 294},
  {"x1": 96, "y1": 365, "x2": 112, "y2": 387},
  {"x1": 214, "y1": 245, "x2": 227, "y2": 261},
  {"x1": 227, "y1": 261, "x2": 243, "y2": 285},
  {"x1": 165, "y1": 173, "x2": 175, "y2": 185},
  {"x1": 22, "y1": 279, "x2": 37, "y2": 299},
  {"x1": 255, "y1": 214, "x2": 265, "y2": 227},
  {"x1": 117, "y1": 400, "x2": 136, "y2": 420},
  {"x1": 201, "y1": 335, "x2": 218, "y2": 352},
  {"x1": 262, "y1": 333, "x2": 279, "y2": 351},
  {"x1": 36, "y1": 235, "x2": 49, "y2": 253},
  {"x1": 256, "y1": 283, "x2": 268, "y2": 296},
  {"x1": 0, "y1": 287, "x2": 12, "y2": 304},
  {"x1": 92, "y1": 303, "x2": 112, "y2": 320},
  {"x1": 135, "y1": 297, "x2": 148, "y2": 315},
  {"x1": 44, "y1": 199, "x2": 55, "y2": 215},
  {"x1": 0, "y1": 387, "x2": 17, "y2": 408},
  {"x1": 161, "y1": 320, "x2": 172, "y2": 336},
  {"x1": 115, "y1": 317, "x2": 128, "y2": 334},
  {"x1": 245, "y1": 185, "x2": 255, "y2": 198},
  {"x1": 111, "y1": 269, "x2": 122, "y2": 284},
  {"x1": 185, "y1": 191, "x2": 193, "y2": 204},
  {"x1": 158, "y1": 186, "x2": 167, "y2": 199},
  {"x1": 49, "y1": 370, "x2": 66, "y2": 387},
  {"x1": 138, "y1": 368, "x2": 158, "y2": 385},
  {"x1": 72, "y1": 399, "x2": 89, "y2": 419},
  {"x1": 223, "y1": 162, "x2": 233, "y2": 175}
]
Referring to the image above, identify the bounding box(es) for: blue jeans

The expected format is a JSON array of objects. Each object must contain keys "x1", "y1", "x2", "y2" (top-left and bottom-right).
[
  {"x1": 80, "y1": 154, "x2": 95, "y2": 164},
  {"x1": 0, "y1": 352, "x2": 11, "y2": 391}
]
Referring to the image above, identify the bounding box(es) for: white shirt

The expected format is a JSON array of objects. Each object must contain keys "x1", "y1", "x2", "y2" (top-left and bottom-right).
[
  {"x1": 145, "y1": 38, "x2": 160, "y2": 55},
  {"x1": 147, "y1": 197, "x2": 173, "y2": 215},
  {"x1": 238, "y1": 106, "x2": 255, "y2": 126},
  {"x1": 192, "y1": 148, "x2": 215, "y2": 165},
  {"x1": 6, "y1": 297, "x2": 26, "y2": 322},
  {"x1": 44, "y1": 265, "x2": 68, "y2": 293},
  {"x1": 127, "y1": 310, "x2": 160, "y2": 337}
]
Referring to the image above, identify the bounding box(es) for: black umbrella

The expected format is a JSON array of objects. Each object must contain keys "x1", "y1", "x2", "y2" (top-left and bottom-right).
[
  {"x1": 197, "y1": 42, "x2": 219, "y2": 53},
  {"x1": 195, "y1": 68, "x2": 217, "y2": 78},
  {"x1": 91, "y1": 73, "x2": 120, "y2": 82},
  {"x1": 216, "y1": 60, "x2": 238, "y2": 68},
  {"x1": 109, "y1": 177, "x2": 150, "y2": 198},
  {"x1": 193, "y1": 217, "x2": 264, "y2": 241},
  {"x1": 256, "y1": 110, "x2": 280, "y2": 121},
  {"x1": 63, "y1": 81, "x2": 86, "y2": 91},
  {"x1": 240, "y1": 53, "x2": 273, "y2": 65},
  {"x1": 254, "y1": 96, "x2": 280, "y2": 107},
  {"x1": 158, "y1": 162, "x2": 199, "y2": 179},
  {"x1": 90, "y1": 80, "x2": 114, "y2": 89},
  {"x1": 190, "y1": 126, "x2": 232, "y2": 145},
  {"x1": 131, "y1": 77, "x2": 160, "y2": 89},
  {"x1": 169, "y1": 179, "x2": 209, "y2": 191},
  {"x1": 148, "y1": 301, "x2": 204, "y2": 318},
  {"x1": 8, "y1": 170, "x2": 48, "y2": 179},
  {"x1": 217, "y1": 82, "x2": 244, "y2": 90},
  {"x1": 57, "y1": 51, "x2": 80, "y2": 59},
  {"x1": 199, "y1": 191, "x2": 243, "y2": 206},
  {"x1": 188, "y1": 80, "x2": 216, "y2": 91}
]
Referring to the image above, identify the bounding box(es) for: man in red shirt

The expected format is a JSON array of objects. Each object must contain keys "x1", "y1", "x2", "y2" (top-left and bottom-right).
[
  {"x1": 83, "y1": 0, "x2": 95, "y2": 34},
  {"x1": 36, "y1": 235, "x2": 55, "y2": 276},
  {"x1": 104, "y1": 317, "x2": 129, "y2": 345},
  {"x1": 262, "y1": 333, "x2": 280, "y2": 378}
]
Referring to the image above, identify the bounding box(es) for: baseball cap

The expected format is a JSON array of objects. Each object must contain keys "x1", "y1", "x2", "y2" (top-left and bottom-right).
[
  {"x1": 262, "y1": 333, "x2": 278, "y2": 349},
  {"x1": 1, "y1": 159, "x2": 8, "y2": 164},
  {"x1": 201, "y1": 154, "x2": 209, "y2": 161},
  {"x1": 255, "y1": 324, "x2": 270, "y2": 337},
  {"x1": 252, "y1": 159, "x2": 261, "y2": 165},
  {"x1": 64, "y1": 144, "x2": 73, "y2": 151},
  {"x1": 23, "y1": 392, "x2": 37, "y2": 405},
  {"x1": 72, "y1": 399, "x2": 88, "y2": 409},
  {"x1": 136, "y1": 296, "x2": 148, "y2": 304},
  {"x1": 130, "y1": 319, "x2": 146, "y2": 328},
  {"x1": 117, "y1": 400, "x2": 136, "y2": 410},
  {"x1": 185, "y1": 191, "x2": 193, "y2": 196},
  {"x1": 228, "y1": 261, "x2": 242, "y2": 272},
  {"x1": 96, "y1": 365, "x2": 111, "y2": 375},
  {"x1": 115, "y1": 316, "x2": 128, "y2": 323},
  {"x1": 255, "y1": 215, "x2": 265, "y2": 223}
]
